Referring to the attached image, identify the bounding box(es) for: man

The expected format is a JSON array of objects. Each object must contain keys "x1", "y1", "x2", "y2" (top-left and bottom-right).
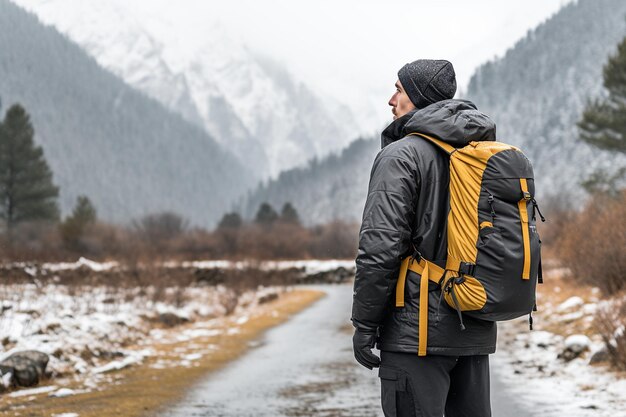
[{"x1": 351, "y1": 59, "x2": 497, "y2": 417}]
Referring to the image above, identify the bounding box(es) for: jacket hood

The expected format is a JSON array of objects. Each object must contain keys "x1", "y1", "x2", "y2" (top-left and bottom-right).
[{"x1": 381, "y1": 99, "x2": 496, "y2": 149}]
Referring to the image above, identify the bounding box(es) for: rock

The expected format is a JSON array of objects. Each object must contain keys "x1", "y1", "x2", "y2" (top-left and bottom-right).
[
  {"x1": 1, "y1": 336, "x2": 13, "y2": 348},
  {"x1": 258, "y1": 292, "x2": 279, "y2": 304},
  {"x1": 158, "y1": 312, "x2": 190, "y2": 328},
  {"x1": 97, "y1": 349, "x2": 125, "y2": 360},
  {"x1": 565, "y1": 334, "x2": 591, "y2": 352},
  {"x1": 194, "y1": 268, "x2": 226, "y2": 285},
  {"x1": 0, "y1": 350, "x2": 49, "y2": 387},
  {"x1": 558, "y1": 334, "x2": 591, "y2": 361},
  {"x1": 589, "y1": 346, "x2": 610, "y2": 364}
]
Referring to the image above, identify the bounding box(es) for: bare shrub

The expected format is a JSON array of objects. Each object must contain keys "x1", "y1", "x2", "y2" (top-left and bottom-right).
[
  {"x1": 595, "y1": 297, "x2": 626, "y2": 370},
  {"x1": 213, "y1": 228, "x2": 241, "y2": 258},
  {"x1": 556, "y1": 190, "x2": 626, "y2": 295},
  {"x1": 0, "y1": 208, "x2": 359, "y2": 264},
  {"x1": 131, "y1": 211, "x2": 189, "y2": 257},
  {"x1": 308, "y1": 221, "x2": 359, "y2": 259},
  {"x1": 3, "y1": 220, "x2": 63, "y2": 262},
  {"x1": 171, "y1": 228, "x2": 221, "y2": 259},
  {"x1": 537, "y1": 191, "x2": 576, "y2": 253}
]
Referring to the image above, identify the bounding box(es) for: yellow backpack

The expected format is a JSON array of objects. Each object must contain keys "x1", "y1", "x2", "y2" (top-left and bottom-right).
[{"x1": 395, "y1": 133, "x2": 545, "y2": 356}]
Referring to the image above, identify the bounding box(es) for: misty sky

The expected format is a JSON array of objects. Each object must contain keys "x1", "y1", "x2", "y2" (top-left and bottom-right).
[
  {"x1": 116, "y1": 0, "x2": 574, "y2": 125},
  {"x1": 18, "y1": 0, "x2": 574, "y2": 129}
]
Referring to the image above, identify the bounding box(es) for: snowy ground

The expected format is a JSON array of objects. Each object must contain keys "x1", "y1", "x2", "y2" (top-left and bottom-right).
[
  {"x1": 1, "y1": 258, "x2": 624, "y2": 416},
  {"x1": 492, "y1": 269, "x2": 626, "y2": 417},
  {"x1": 0, "y1": 281, "x2": 285, "y2": 397},
  {"x1": 0, "y1": 257, "x2": 354, "y2": 400}
]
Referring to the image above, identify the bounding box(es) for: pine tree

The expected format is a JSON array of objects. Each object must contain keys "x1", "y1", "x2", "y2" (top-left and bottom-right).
[
  {"x1": 59, "y1": 195, "x2": 97, "y2": 250},
  {"x1": 578, "y1": 36, "x2": 626, "y2": 153},
  {"x1": 280, "y1": 202, "x2": 300, "y2": 225},
  {"x1": 217, "y1": 212, "x2": 242, "y2": 230},
  {"x1": 0, "y1": 104, "x2": 59, "y2": 239},
  {"x1": 255, "y1": 202, "x2": 278, "y2": 226}
]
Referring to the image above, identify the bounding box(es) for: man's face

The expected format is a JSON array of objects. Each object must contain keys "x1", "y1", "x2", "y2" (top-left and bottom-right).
[{"x1": 388, "y1": 79, "x2": 416, "y2": 120}]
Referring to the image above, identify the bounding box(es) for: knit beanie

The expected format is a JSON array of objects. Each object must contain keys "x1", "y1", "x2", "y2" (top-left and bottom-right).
[{"x1": 398, "y1": 59, "x2": 457, "y2": 109}]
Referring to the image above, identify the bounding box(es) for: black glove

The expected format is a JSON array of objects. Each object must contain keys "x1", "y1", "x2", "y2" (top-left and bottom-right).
[{"x1": 352, "y1": 328, "x2": 380, "y2": 369}]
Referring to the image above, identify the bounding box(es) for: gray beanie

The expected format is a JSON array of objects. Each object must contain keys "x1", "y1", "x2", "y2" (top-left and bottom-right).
[{"x1": 398, "y1": 59, "x2": 457, "y2": 109}]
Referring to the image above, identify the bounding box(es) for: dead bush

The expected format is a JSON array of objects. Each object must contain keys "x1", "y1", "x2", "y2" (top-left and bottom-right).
[
  {"x1": 308, "y1": 221, "x2": 359, "y2": 259},
  {"x1": 556, "y1": 190, "x2": 626, "y2": 295},
  {"x1": 595, "y1": 297, "x2": 626, "y2": 371},
  {"x1": 537, "y1": 191, "x2": 575, "y2": 252}
]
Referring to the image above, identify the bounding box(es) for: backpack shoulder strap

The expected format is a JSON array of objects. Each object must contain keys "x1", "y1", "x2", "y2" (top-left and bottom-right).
[{"x1": 407, "y1": 132, "x2": 456, "y2": 155}]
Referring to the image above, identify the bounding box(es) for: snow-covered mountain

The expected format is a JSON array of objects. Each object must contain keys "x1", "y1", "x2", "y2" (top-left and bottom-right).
[
  {"x1": 0, "y1": 0, "x2": 254, "y2": 228},
  {"x1": 12, "y1": 0, "x2": 359, "y2": 178},
  {"x1": 239, "y1": 0, "x2": 626, "y2": 225}
]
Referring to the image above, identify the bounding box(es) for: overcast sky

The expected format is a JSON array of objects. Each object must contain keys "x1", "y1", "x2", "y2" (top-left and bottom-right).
[{"x1": 116, "y1": 0, "x2": 575, "y2": 125}]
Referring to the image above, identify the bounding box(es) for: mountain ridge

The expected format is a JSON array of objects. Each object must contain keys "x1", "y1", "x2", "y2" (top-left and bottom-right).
[
  {"x1": 0, "y1": 0, "x2": 253, "y2": 228},
  {"x1": 240, "y1": 0, "x2": 626, "y2": 224},
  {"x1": 12, "y1": 0, "x2": 360, "y2": 178}
]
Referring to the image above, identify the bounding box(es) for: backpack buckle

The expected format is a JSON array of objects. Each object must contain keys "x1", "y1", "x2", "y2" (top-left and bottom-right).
[
  {"x1": 523, "y1": 191, "x2": 531, "y2": 201},
  {"x1": 409, "y1": 244, "x2": 422, "y2": 264},
  {"x1": 458, "y1": 262, "x2": 476, "y2": 276}
]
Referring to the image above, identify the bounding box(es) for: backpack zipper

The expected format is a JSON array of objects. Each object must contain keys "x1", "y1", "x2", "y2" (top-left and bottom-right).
[{"x1": 487, "y1": 192, "x2": 497, "y2": 222}]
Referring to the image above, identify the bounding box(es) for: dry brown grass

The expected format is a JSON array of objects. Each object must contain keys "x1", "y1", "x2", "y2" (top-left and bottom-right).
[
  {"x1": 0, "y1": 217, "x2": 359, "y2": 264},
  {"x1": 533, "y1": 266, "x2": 601, "y2": 338},
  {"x1": 542, "y1": 190, "x2": 626, "y2": 369},
  {"x1": 595, "y1": 297, "x2": 626, "y2": 371},
  {"x1": 553, "y1": 191, "x2": 626, "y2": 295}
]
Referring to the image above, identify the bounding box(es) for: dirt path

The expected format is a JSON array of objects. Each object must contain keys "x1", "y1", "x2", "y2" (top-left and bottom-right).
[{"x1": 159, "y1": 284, "x2": 531, "y2": 417}]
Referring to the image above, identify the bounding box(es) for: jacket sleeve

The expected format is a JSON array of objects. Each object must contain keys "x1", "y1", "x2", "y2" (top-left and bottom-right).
[{"x1": 351, "y1": 144, "x2": 420, "y2": 331}]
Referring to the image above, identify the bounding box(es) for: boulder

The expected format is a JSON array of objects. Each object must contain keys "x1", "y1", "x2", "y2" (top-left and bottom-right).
[
  {"x1": 258, "y1": 292, "x2": 279, "y2": 305},
  {"x1": 0, "y1": 350, "x2": 49, "y2": 387},
  {"x1": 158, "y1": 312, "x2": 190, "y2": 328},
  {"x1": 558, "y1": 334, "x2": 591, "y2": 361},
  {"x1": 589, "y1": 345, "x2": 610, "y2": 364}
]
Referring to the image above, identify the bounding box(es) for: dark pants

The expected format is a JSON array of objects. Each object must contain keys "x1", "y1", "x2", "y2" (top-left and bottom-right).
[{"x1": 378, "y1": 351, "x2": 491, "y2": 417}]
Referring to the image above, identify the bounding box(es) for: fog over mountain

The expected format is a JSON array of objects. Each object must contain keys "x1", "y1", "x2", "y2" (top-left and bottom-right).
[
  {"x1": 241, "y1": 0, "x2": 626, "y2": 224},
  {"x1": 237, "y1": 137, "x2": 380, "y2": 226},
  {"x1": 12, "y1": 0, "x2": 360, "y2": 178},
  {"x1": 0, "y1": 0, "x2": 253, "y2": 228}
]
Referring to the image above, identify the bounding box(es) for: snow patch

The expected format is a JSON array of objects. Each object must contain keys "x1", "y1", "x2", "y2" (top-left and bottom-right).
[
  {"x1": 49, "y1": 387, "x2": 76, "y2": 398},
  {"x1": 9, "y1": 385, "x2": 57, "y2": 397},
  {"x1": 564, "y1": 334, "x2": 591, "y2": 352},
  {"x1": 557, "y1": 296, "x2": 584, "y2": 312}
]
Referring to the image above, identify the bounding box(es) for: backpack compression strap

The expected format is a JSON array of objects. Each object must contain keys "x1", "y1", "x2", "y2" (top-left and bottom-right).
[
  {"x1": 518, "y1": 178, "x2": 532, "y2": 280},
  {"x1": 395, "y1": 256, "x2": 445, "y2": 356}
]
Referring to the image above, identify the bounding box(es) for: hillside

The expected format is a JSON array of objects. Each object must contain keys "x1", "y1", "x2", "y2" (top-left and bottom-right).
[
  {"x1": 12, "y1": 0, "x2": 360, "y2": 178},
  {"x1": 467, "y1": 0, "x2": 626, "y2": 197},
  {"x1": 237, "y1": 137, "x2": 379, "y2": 225},
  {"x1": 0, "y1": 0, "x2": 253, "y2": 228}
]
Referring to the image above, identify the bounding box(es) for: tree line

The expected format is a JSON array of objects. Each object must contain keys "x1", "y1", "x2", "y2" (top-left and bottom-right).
[
  {"x1": 1, "y1": 33, "x2": 624, "y2": 264},
  {"x1": 0, "y1": 103, "x2": 358, "y2": 262}
]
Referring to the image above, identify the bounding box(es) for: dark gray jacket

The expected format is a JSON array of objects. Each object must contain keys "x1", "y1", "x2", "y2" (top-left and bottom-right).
[{"x1": 352, "y1": 99, "x2": 498, "y2": 356}]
